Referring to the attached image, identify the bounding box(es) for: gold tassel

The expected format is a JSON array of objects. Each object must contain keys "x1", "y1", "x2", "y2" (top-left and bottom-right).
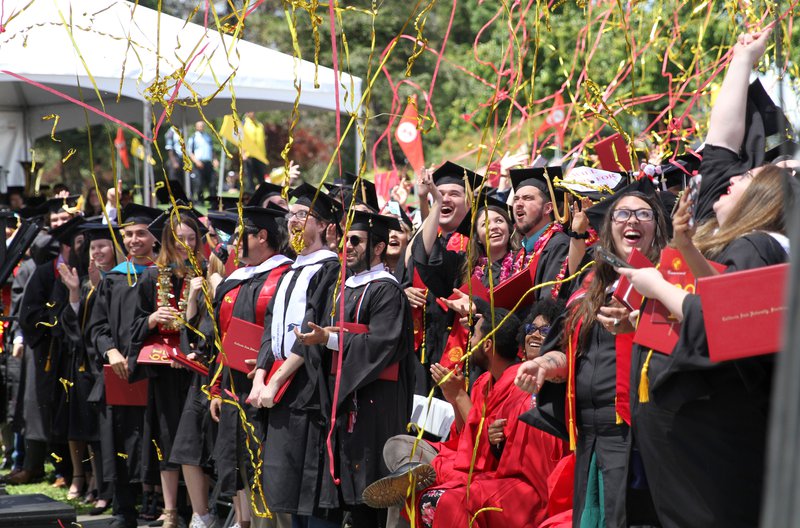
[
  {"x1": 639, "y1": 350, "x2": 654, "y2": 404},
  {"x1": 615, "y1": 396, "x2": 623, "y2": 424},
  {"x1": 568, "y1": 418, "x2": 576, "y2": 451}
]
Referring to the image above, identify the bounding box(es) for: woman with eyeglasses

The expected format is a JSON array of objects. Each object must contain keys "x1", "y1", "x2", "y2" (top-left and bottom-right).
[
  {"x1": 129, "y1": 210, "x2": 206, "y2": 528},
  {"x1": 516, "y1": 299, "x2": 565, "y2": 362},
  {"x1": 617, "y1": 30, "x2": 798, "y2": 528},
  {"x1": 515, "y1": 186, "x2": 668, "y2": 528}
]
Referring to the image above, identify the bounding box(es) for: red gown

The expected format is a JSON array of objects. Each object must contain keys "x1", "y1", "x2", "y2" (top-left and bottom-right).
[{"x1": 422, "y1": 364, "x2": 568, "y2": 527}]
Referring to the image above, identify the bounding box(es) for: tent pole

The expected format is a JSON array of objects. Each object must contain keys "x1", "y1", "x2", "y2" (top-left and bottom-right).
[
  {"x1": 218, "y1": 138, "x2": 227, "y2": 196},
  {"x1": 143, "y1": 101, "x2": 153, "y2": 206}
]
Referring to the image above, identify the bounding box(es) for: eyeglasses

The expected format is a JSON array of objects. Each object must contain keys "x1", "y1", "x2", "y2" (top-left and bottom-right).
[
  {"x1": 285, "y1": 210, "x2": 315, "y2": 221},
  {"x1": 346, "y1": 235, "x2": 365, "y2": 247},
  {"x1": 524, "y1": 323, "x2": 551, "y2": 337},
  {"x1": 611, "y1": 208, "x2": 654, "y2": 223}
]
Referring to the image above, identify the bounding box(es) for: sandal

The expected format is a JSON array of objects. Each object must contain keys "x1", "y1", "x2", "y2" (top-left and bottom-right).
[{"x1": 67, "y1": 475, "x2": 86, "y2": 501}]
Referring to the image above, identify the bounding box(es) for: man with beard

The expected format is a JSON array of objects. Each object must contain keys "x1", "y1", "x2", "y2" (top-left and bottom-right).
[
  {"x1": 249, "y1": 183, "x2": 342, "y2": 527},
  {"x1": 277, "y1": 210, "x2": 416, "y2": 527},
  {"x1": 86, "y1": 203, "x2": 161, "y2": 528},
  {"x1": 202, "y1": 206, "x2": 293, "y2": 528},
  {"x1": 507, "y1": 167, "x2": 570, "y2": 300}
]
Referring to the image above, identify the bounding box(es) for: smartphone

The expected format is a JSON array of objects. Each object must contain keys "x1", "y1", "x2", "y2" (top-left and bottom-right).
[
  {"x1": 595, "y1": 245, "x2": 634, "y2": 269},
  {"x1": 687, "y1": 174, "x2": 702, "y2": 229}
]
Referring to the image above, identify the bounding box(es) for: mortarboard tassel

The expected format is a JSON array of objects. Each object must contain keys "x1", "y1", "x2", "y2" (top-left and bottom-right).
[{"x1": 639, "y1": 350, "x2": 654, "y2": 404}]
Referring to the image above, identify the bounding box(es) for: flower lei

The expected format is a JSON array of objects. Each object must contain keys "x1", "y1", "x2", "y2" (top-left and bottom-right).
[
  {"x1": 514, "y1": 222, "x2": 565, "y2": 272},
  {"x1": 473, "y1": 250, "x2": 515, "y2": 284}
]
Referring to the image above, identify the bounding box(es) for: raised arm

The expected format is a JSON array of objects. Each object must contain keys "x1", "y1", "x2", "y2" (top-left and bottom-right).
[{"x1": 705, "y1": 29, "x2": 772, "y2": 151}]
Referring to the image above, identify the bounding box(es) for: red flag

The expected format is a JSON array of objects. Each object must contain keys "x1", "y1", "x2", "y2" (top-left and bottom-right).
[
  {"x1": 536, "y1": 93, "x2": 567, "y2": 147},
  {"x1": 114, "y1": 128, "x2": 130, "y2": 169},
  {"x1": 394, "y1": 95, "x2": 425, "y2": 172}
]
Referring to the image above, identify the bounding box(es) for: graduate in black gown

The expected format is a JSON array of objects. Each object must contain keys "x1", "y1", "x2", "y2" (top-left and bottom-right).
[
  {"x1": 280, "y1": 210, "x2": 415, "y2": 527},
  {"x1": 86, "y1": 203, "x2": 161, "y2": 528},
  {"x1": 129, "y1": 209, "x2": 206, "y2": 528},
  {"x1": 202, "y1": 207, "x2": 293, "y2": 528},
  {"x1": 407, "y1": 163, "x2": 480, "y2": 394},
  {"x1": 12, "y1": 197, "x2": 83, "y2": 485},
  {"x1": 621, "y1": 29, "x2": 798, "y2": 528},
  {"x1": 249, "y1": 183, "x2": 342, "y2": 527},
  {"x1": 59, "y1": 222, "x2": 123, "y2": 508},
  {"x1": 507, "y1": 167, "x2": 571, "y2": 300},
  {"x1": 515, "y1": 188, "x2": 669, "y2": 528}
]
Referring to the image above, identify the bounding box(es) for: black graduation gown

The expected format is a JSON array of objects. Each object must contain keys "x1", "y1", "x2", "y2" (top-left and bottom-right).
[
  {"x1": 523, "y1": 229, "x2": 571, "y2": 301},
  {"x1": 86, "y1": 266, "x2": 149, "y2": 483},
  {"x1": 129, "y1": 267, "x2": 193, "y2": 473},
  {"x1": 256, "y1": 253, "x2": 341, "y2": 516},
  {"x1": 315, "y1": 274, "x2": 415, "y2": 509},
  {"x1": 524, "y1": 302, "x2": 634, "y2": 528},
  {"x1": 5, "y1": 257, "x2": 34, "y2": 434},
  {"x1": 631, "y1": 232, "x2": 788, "y2": 528},
  {"x1": 168, "y1": 294, "x2": 215, "y2": 469},
  {"x1": 60, "y1": 281, "x2": 101, "y2": 442},
  {"x1": 210, "y1": 259, "x2": 289, "y2": 496},
  {"x1": 18, "y1": 259, "x2": 69, "y2": 443}
]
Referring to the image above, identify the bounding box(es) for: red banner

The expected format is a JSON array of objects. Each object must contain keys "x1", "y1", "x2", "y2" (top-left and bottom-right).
[{"x1": 394, "y1": 95, "x2": 425, "y2": 171}]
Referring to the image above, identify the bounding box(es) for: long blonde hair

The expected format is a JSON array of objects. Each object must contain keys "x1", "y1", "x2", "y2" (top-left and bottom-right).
[{"x1": 694, "y1": 165, "x2": 794, "y2": 259}]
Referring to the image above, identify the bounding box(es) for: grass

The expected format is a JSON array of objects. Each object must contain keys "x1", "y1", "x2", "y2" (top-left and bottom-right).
[{"x1": 3, "y1": 463, "x2": 98, "y2": 515}]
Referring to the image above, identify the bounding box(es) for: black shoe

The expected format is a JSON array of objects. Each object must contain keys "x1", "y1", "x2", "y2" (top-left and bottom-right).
[
  {"x1": 362, "y1": 462, "x2": 436, "y2": 508},
  {"x1": 109, "y1": 516, "x2": 138, "y2": 528},
  {"x1": 89, "y1": 502, "x2": 111, "y2": 516}
]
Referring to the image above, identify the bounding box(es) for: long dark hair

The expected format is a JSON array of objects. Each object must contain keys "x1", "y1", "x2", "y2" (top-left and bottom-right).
[
  {"x1": 566, "y1": 191, "x2": 668, "y2": 352},
  {"x1": 459, "y1": 205, "x2": 516, "y2": 284}
]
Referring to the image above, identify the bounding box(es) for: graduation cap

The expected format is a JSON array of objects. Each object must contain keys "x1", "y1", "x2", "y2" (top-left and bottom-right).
[
  {"x1": 249, "y1": 182, "x2": 285, "y2": 207},
  {"x1": 432, "y1": 161, "x2": 484, "y2": 190},
  {"x1": 765, "y1": 140, "x2": 800, "y2": 163},
  {"x1": 657, "y1": 152, "x2": 702, "y2": 189},
  {"x1": 455, "y1": 191, "x2": 513, "y2": 236},
  {"x1": 148, "y1": 202, "x2": 207, "y2": 240},
  {"x1": 240, "y1": 206, "x2": 287, "y2": 233},
  {"x1": 48, "y1": 215, "x2": 86, "y2": 246},
  {"x1": 207, "y1": 194, "x2": 242, "y2": 211},
  {"x1": 80, "y1": 222, "x2": 121, "y2": 242},
  {"x1": 206, "y1": 210, "x2": 238, "y2": 233},
  {"x1": 17, "y1": 200, "x2": 49, "y2": 220},
  {"x1": 509, "y1": 166, "x2": 567, "y2": 210},
  {"x1": 584, "y1": 177, "x2": 661, "y2": 234},
  {"x1": 45, "y1": 194, "x2": 82, "y2": 214},
  {"x1": 289, "y1": 183, "x2": 341, "y2": 223},
  {"x1": 349, "y1": 210, "x2": 401, "y2": 243},
  {"x1": 119, "y1": 203, "x2": 163, "y2": 226},
  {"x1": 6, "y1": 186, "x2": 24, "y2": 200},
  {"x1": 155, "y1": 179, "x2": 191, "y2": 205}
]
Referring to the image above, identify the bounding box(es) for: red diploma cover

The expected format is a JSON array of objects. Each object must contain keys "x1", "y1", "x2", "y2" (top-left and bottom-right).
[
  {"x1": 492, "y1": 253, "x2": 541, "y2": 310},
  {"x1": 265, "y1": 359, "x2": 295, "y2": 405},
  {"x1": 137, "y1": 334, "x2": 179, "y2": 365},
  {"x1": 103, "y1": 365, "x2": 148, "y2": 406},
  {"x1": 698, "y1": 263, "x2": 789, "y2": 362},
  {"x1": 613, "y1": 248, "x2": 652, "y2": 311},
  {"x1": 330, "y1": 322, "x2": 399, "y2": 381},
  {"x1": 168, "y1": 347, "x2": 210, "y2": 376},
  {"x1": 634, "y1": 248, "x2": 726, "y2": 354},
  {"x1": 219, "y1": 317, "x2": 263, "y2": 374}
]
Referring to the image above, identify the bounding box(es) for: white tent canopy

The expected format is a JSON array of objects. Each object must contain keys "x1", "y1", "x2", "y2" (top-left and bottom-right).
[{"x1": 0, "y1": 0, "x2": 362, "y2": 193}]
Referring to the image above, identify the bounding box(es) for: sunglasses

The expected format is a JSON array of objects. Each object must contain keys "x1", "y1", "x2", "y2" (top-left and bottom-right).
[
  {"x1": 347, "y1": 235, "x2": 365, "y2": 247},
  {"x1": 524, "y1": 323, "x2": 551, "y2": 337}
]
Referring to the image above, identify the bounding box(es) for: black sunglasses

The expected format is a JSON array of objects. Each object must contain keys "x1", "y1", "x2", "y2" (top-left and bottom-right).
[{"x1": 347, "y1": 235, "x2": 365, "y2": 247}]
